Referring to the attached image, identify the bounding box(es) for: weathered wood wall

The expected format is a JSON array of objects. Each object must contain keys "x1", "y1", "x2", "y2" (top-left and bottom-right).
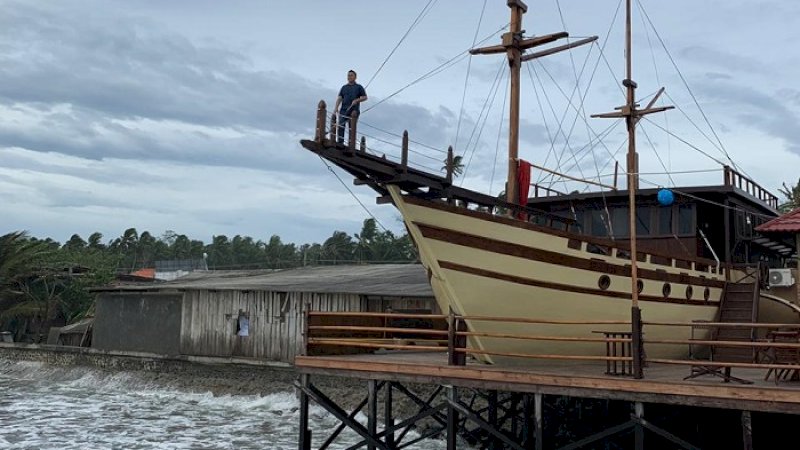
[{"x1": 180, "y1": 290, "x2": 365, "y2": 362}]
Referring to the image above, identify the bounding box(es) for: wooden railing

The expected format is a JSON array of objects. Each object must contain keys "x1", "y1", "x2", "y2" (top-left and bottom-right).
[
  {"x1": 303, "y1": 311, "x2": 800, "y2": 382},
  {"x1": 723, "y1": 165, "x2": 779, "y2": 209}
]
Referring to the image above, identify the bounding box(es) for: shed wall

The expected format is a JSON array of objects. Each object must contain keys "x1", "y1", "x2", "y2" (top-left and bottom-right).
[
  {"x1": 94, "y1": 292, "x2": 183, "y2": 355},
  {"x1": 180, "y1": 290, "x2": 365, "y2": 362}
]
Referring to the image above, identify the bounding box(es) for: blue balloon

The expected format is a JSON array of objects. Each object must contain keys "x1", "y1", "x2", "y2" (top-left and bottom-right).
[{"x1": 657, "y1": 189, "x2": 674, "y2": 206}]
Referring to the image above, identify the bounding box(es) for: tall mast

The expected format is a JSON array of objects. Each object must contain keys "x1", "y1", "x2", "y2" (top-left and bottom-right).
[
  {"x1": 470, "y1": 0, "x2": 595, "y2": 207},
  {"x1": 592, "y1": 0, "x2": 674, "y2": 378}
]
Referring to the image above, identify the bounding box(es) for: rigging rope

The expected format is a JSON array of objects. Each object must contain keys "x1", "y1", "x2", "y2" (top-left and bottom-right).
[
  {"x1": 460, "y1": 61, "x2": 507, "y2": 181},
  {"x1": 362, "y1": 23, "x2": 509, "y2": 114},
  {"x1": 635, "y1": 0, "x2": 744, "y2": 176},
  {"x1": 489, "y1": 73, "x2": 510, "y2": 195},
  {"x1": 364, "y1": 0, "x2": 439, "y2": 89},
  {"x1": 453, "y1": 0, "x2": 488, "y2": 153}
]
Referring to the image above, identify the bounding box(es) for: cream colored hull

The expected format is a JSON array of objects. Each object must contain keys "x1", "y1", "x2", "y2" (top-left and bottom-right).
[{"x1": 390, "y1": 186, "x2": 726, "y2": 362}]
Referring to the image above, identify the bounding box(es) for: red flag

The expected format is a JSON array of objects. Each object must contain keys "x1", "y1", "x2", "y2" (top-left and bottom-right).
[{"x1": 517, "y1": 159, "x2": 532, "y2": 220}]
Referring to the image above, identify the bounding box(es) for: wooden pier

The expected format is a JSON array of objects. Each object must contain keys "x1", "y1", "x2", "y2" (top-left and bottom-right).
[{"x1": 294, "y1": 311, "x2": 800, "y2": 449}]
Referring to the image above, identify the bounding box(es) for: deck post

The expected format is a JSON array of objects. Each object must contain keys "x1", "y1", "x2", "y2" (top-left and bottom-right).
[
  {"x1": 446, "y1": 146, "x2": 454, "y2": 184},
  {"x1": 489, "y1": 390, "x2": 499, "y2": 449},
  {"x1": 384, "y1": 382, "x2": 395, "y2": 448},
  {"x1": 315, "y1": 101, "x2": 327, "y2": 143},
  {"x1": 298, "y1": 374, "x2": 312, "y2": 450},
  {"x1": 741, "y1": 410, "x2": 753, "y2": 450},
  {"x1": 368, "y1": 379, "x2": 378, "y2": 450},
  {"x1": 631, "y1": 306, "x2": 644, "y2": 379},
  {"x1": 447, "y1": 386, "x2": 459, "y2": 450},
  {"x1": 634, "y1": 402, "x2": 644, "y2": 450},
  {"x1": 329, "y1": 114, "x2": 338, "y2": 145},
  {"x1": 360, "y1": 136, "x2": 367, "y2": 153},
  {"x1": 348, "y1": 115, "x2": 358, "y2": 152},
  {"x1": 401, "y1": 130, "x2": 409, "y2": 172},
  {"x1": 534, "y1": 393, "x2": 543, "y2": 450}
]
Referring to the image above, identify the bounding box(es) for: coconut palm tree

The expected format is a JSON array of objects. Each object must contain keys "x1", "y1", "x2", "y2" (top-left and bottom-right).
[
  {"x1": 441, "y1": 155, "x2": 465, "y2": 179},
  {"x1": 778, "y1": 178, "x2": 800, "y2": 213}
]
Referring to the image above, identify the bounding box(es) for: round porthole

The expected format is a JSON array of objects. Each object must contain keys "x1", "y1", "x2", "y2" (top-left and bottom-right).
[
  {"x1": 703, "y1": 287, "x2": 711, "y2": 302},
  {"x1": 662, "y1": 283, "x2": 671, "y2": 298},
  {"x1": 685, "y1": 286, "x2": 693, "y2": 300},
  {"x1": 598, "y1": 275, "x2": 611, "y2": 290},
  {"x1": 637, "y1": 280, "x2": 644, "y2": 294}
]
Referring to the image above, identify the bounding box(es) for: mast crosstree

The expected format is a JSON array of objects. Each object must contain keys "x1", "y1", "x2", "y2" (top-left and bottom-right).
[{"x1": 468, "y1": 0, "x2": 596, "y2": 207}]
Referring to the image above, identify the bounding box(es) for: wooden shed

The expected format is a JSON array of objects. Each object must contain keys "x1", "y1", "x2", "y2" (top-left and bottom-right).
[{"x1": 93, "y1": 264, "x2": 434, "y2": 363}]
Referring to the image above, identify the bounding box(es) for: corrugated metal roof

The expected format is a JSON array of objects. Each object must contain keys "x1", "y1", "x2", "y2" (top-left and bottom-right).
[
  {"x1": 101, "y1": 264, "x2": 433, "y2": 297},
  {"x1": 756, "y1": 208, "x2": 800, "y2": 233}
]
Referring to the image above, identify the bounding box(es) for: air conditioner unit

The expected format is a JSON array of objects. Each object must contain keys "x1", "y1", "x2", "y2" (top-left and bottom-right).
[{"x1": 769, "y1": 269, "x2": 795, "y2": 287}]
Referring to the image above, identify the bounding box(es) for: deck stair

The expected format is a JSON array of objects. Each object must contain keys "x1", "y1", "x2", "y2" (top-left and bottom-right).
[{"x1": 712, "y1": 268, "x2": 762, "y2": 364}]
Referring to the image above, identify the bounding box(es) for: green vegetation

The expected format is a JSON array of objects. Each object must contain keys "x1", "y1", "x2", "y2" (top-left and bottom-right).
[
  {"x1": 0, "y1": 219, "x2": 417, "y2": 340},
  {"x1": 778, "y1": 178, "x2": 800, "y2": 213}
]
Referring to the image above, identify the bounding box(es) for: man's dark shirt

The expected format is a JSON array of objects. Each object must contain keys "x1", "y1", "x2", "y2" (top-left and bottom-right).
[{"x1": 339, "y1": 83, "x2": 367, "y2": 114}]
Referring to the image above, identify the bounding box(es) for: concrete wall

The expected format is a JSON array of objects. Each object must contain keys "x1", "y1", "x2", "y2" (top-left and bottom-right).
[{"x1": 94, "y1": 292, "x2": 183, "y2": 355}]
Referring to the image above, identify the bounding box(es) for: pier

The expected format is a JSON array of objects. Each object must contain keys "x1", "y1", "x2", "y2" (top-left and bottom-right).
[{"x1": 295, "y1": 311, "x2": 800, "y2": 449}]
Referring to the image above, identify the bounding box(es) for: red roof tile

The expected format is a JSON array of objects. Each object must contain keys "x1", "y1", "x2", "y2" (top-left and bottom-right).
[
  {"x1": 130, "y1": 268, "x2": 156, "y2": 279},
  {"x1": 756, "y1": 208, "x2": 800, "y2": 233}
]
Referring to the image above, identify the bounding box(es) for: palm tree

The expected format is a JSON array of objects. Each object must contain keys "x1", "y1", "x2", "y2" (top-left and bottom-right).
[
  {"x1": 0, "y1": 231, "x2": 53, "y2": 339},
  {"x1": 778, "y1": 178, "x2": 800, "y2": 213},
  {"x1": 441, "y1": 155, "x2": 465, "y2": 179}
]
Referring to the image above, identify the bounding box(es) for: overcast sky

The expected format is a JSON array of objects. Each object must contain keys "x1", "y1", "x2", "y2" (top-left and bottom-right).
[{"x1": 2, "y1": 0, "x2": 799, "y2": 246}]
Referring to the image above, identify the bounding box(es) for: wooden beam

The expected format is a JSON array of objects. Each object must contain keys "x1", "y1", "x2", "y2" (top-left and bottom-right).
[
  {"x1": 521, "y1": 36, "x2": 597, "y2": 62},
  {"x1": 527, "y1": 161, "x2": 616, "y2": 190},
  {"x1": 517, "y1": 32, "x2": 570, "y2": 51}
]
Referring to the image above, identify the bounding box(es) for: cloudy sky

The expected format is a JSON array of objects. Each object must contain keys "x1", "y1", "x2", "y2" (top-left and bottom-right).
[{"x1": 1, "y1": 0, "x2": 799, "y2": 246}]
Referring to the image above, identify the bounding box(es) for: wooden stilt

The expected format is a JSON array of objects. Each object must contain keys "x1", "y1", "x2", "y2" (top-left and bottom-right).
[
  {"x1": 298, "y1": 374, "x2": 311, "y2": 450},
  {"x1": 534, "y1": 393, "x2": 543, "y2": 450},
  {"x1": 634, "y1": 402, "x2": 644, "y2": 450},
  {"x1": 447, "y1": 386, "x2": 459, "y2": 450},
  {"x1": 368, "y1": 379, "x2": 378, "y2": 450},
  {"x1": 385, "y1": 382, "x2": 395, "y2": 448},
  {"x1": 742, "y1": 410, "x2": 753, "y2": 450}
]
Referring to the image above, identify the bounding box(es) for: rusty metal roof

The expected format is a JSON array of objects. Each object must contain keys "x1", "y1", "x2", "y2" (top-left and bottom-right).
[
  {"x1": 756, "y1": 208, "x2": 800, "y2": 233},
  {"x1": 97, "y1": 264, "x2": 433, "y2": 297}
]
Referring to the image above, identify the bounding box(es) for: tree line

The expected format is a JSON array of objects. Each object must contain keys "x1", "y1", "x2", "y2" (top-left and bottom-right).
[{"x1": 0, "y1": 218, "x2": 417, "y2": 340}]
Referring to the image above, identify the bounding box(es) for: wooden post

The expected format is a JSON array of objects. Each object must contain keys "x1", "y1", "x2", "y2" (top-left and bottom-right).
[
  {"x1": 634, "y1": 401, "x2": 644, "y2": 450},
  {"x1": 447, "y1": 386, "x2": 459, "y2": 450},
  {"x1": 446, "y1": 146, "x2": 454, "y2": 184},
  {"x1": 401, "y1": 130, "x2": 409, "y2": 172},
  {"x1": 489, "y1": 390, "x2": 498, "y2": 450},
  {"x1": 614, "y1": 161, "x2": 619, "y2": 190},
  {"x1": 360, "y1": 136, "x2": 367, "y2": 152},
  {"x1": 447, "y1": 309, "x2": 457, "y2": 365},
  {"x1": 534, "y1": 393, "x2": 543, "y2": 450},
  {"x1": 315, "y1": 100, "x2": 327, "y2": 143},
  {"x1": 302, "y1": 303, "x2": 310, "y2": 356},
  {"x1": 329, "y1": 114, "x2": 338, "y2": 145},
  {"x1": 385, "y1": 382, "x2": 395, "y2": 448},
  {"x1": 348, "y1": 114, "x2": 357, "y2": 152},
  {"x1": 741, "y1": 410, "x2": 753, "y2": 450},
  {"x1": 298, "y1": 374, "x2": 312, "y2": 450},
  {"x1": 367, "y1": 380, "x2": 377, "y2": 450},
  {"x1": 632, "y1": 306, "x2": 644, "y2": 379}
]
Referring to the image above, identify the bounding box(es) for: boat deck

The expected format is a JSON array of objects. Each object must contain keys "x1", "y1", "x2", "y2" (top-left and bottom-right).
[{"x1": 295, "y1": 351, "x2": 800, "y2": 414}]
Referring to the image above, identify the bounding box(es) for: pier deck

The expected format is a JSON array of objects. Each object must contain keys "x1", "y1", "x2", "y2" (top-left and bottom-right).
[{"x1": 296, "y1": 351, "x2": 800, "y2": 414}]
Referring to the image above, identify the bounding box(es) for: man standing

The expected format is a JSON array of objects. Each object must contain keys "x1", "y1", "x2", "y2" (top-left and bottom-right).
[{"x1": 334, "y1": 70, "x2": 368, "y2": 145}]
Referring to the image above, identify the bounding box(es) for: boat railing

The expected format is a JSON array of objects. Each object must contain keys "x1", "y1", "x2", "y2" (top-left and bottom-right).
[
  {"x1": 301, "y1": 311, "x2": 800, "y2": 382},
  {"x1": 312, "y1": 100, "x2": 577, "y2": 230},
  {"x1": 723, "y1": 165, "x2": 779, "y2": 209}
]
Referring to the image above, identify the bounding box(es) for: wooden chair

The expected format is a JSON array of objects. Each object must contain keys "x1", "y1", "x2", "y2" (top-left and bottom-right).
[{"x1": 764, "y1": 330, "x2": 800, "y2": 384}]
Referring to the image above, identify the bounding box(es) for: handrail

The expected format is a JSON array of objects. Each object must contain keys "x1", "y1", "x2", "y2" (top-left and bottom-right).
[{"x1": 760, "y1": 292, "x2": 800, "y2": 319}]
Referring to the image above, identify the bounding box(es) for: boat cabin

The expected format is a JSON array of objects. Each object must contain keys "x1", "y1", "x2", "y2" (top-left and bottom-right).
[{"x1": 527, "y1": 167, "x2": 788, "y2": 266}]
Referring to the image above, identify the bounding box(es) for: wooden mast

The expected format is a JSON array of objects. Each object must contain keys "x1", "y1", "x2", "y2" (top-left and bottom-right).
[
  {"x1": 591, "y1": 0, "x2": 674, "y2": 378},
  {"x1": 469, "y1": 0, "x2": 596, "y2": 207}
]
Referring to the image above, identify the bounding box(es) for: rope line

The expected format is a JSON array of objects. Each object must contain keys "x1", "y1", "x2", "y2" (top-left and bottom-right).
[{"x1": 454, "y1": 0, "x2": 488, "y2": 152}]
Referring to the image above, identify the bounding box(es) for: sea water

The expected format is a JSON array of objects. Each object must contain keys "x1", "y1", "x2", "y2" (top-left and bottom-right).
[{"x1": 0, "y1": 359, "x2": 449, "y2": 449}]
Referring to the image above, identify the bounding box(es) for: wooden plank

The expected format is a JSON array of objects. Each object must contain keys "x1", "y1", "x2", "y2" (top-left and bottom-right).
[{"x1": 294, "y1": 356, "x2": 800, "y2": 414}]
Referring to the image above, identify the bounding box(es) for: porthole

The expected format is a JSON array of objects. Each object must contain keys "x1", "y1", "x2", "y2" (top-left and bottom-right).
[
  {"x1": 662, "y1": 283, "x2": 671, "y2": 298},
  {"x1": 685, "y1": 286, "x2": 693, "y2": 300},
  {"x1": 703, "y1": 287, "x2": 711, "y2": 302},
  {"x1": 598, "y1": 275, "x2": 611, "y2": 290},
  {"x1": 637, "y1": 280, "x2": 644, "y2": 293}
]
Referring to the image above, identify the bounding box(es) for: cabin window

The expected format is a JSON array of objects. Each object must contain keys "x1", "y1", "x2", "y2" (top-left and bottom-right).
[
  {"x1": 704, "y1": 287, "x2": 711, "y2": 302},
  {"x1": 637, "y1": 280, "x2": 644, "y2": 293},
  {"x1": 662, "y1": 283, "x2": 672, "y2": 297},
  {"x1": 588, "y1": 209, "x2": 608, "y2": 237},
  {"x1": 677, "y1": 204, "x2": 695, "y2": 235},
  {"x1": 658, "y1": 206, "x2": 673, "y2": 235},
  {"x1": 636, "y1": 206, "x2": 652, "y2": 236},
  {"x1": 685, "y1": 286, "x2": 694, "y2": 300},
  {"x1": 611, "y1": 207, "x2": 629, "y2": 238},
  {"x1": 598, "y1": 275, "x2": 611, "y2": 290},
  {"x1": 236, "y1": 310, "x2": 250, "y2": 337}
]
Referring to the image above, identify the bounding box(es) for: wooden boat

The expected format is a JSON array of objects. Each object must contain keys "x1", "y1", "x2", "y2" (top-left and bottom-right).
[{"x1": 300, "y1": 0, "x2": 797, "y2": 363}]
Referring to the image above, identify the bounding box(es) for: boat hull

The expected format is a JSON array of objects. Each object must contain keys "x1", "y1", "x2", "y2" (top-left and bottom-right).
[{"x1": 389, "y1": 186, "x2": 725, "y2": 362}]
